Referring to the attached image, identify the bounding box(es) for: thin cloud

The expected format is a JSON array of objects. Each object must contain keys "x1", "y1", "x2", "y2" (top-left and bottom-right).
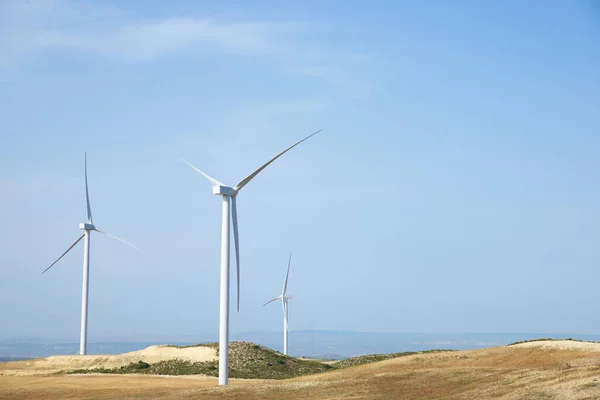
[
  {"x1": 1, "y1": 0, "x2": 378, "y2": 99},
  {"x1": 0, "y1": 2, "x2": 302, "y2": 65},
  {"x1": 39, "y1": 18, "x2": 295, "y2": 61},
  {"x1": 109, "y1": 18, "x2": 286, "y2": 59}
]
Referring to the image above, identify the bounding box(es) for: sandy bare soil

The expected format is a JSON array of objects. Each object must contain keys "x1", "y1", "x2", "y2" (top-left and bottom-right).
[
  {"x1": 3, "y1": 341, "x2": 600, "y2": 399},
  {"x1": 0, "y1": 345, "x2": 217, "y2": 376},
  {"x1": 511, "y1": 339, "x2": 600, "y2": 351}
]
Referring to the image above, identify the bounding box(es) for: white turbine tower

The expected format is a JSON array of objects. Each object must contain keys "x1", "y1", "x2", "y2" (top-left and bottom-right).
[
  {"x1": 180, "y1": 129, "x2": 321, "y2": 385},
  {"x1": 42, "y1": 153, "x2": 146, "y2": 355},
  {"x1": 263, "y1": 253, "x2": 293, "y2": 355}
]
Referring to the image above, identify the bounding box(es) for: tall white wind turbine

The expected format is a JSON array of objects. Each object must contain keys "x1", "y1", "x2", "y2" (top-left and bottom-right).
[
  {"x1": 42, "y1": 153, "x2": 146, "y2": 355},
  {"x1": 180, "y1": 129, "x2": 321, "y2": 385},
  {"x1": 263, "y1": 253, "x2": 293, "y2": 355}
]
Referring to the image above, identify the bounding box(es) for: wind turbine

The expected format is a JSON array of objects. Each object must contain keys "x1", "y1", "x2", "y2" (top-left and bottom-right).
[
  {"x1": 263, "y1": 253, "x2": 293, "y2": 355},
  {"x1": 42, "y1": 153, "x2": 145, "y2": 355},
  {"x1": 180, "y1": 129, "x2": 321, "y2": 385}
]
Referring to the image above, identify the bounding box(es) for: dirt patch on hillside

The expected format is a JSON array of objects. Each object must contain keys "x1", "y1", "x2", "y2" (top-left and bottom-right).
[{"x1": 511, "y1": 340, "x2": 600, "y2": 351}]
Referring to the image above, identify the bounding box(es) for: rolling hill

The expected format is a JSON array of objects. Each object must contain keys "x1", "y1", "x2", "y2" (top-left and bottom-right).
[{"x1": 2, "y1": 339, "x2": 600, "y2": 399}]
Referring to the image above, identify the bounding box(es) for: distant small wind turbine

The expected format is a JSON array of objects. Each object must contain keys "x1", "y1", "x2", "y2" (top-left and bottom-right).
[
  {"x1": 263, "y1": 253, "x2": 293, "y2": 355},
  {"x1": 180, "y1": 129, "x2": 321, "y2": 385},
  {"x1": 42, "y1": 153, "x2": 146, "y2": 355}
]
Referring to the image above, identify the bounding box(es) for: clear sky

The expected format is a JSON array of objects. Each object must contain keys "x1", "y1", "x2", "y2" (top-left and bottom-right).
[{"x1": 0, "y1": 0, "x2": 599, "y2": 342}]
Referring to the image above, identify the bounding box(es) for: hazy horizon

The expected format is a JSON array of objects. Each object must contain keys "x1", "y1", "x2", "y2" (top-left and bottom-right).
[{"x1": 4, "y1": 331, "x2": 600, "y2": 359}]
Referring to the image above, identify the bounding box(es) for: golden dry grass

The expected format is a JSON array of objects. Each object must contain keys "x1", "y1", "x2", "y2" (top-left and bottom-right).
[{"x1": 3, "y1": 342, "x2": 600, "y2": 399}]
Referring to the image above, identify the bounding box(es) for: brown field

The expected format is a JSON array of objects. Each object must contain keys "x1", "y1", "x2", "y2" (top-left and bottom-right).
[{"x1": 3, "y1": 341, "x2": 600, "y2": 399}]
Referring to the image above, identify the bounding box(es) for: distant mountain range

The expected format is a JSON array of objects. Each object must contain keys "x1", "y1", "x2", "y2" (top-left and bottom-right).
[
  {"x1": 2, "y1": 331, "x2": 599, "y2": 359},
  {"x1": 0, "y1": 356, "x2": 31, "y2": 362}
]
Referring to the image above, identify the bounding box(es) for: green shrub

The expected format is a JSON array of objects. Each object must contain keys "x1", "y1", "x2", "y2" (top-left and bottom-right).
[{"x1": 66, "y1": 342, "x2": 453, "y2": 379}]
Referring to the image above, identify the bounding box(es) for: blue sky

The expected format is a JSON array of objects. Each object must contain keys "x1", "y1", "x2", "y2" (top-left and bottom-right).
[{"x1": 0, "y1": 0, "x2": 599, "y2": 342}]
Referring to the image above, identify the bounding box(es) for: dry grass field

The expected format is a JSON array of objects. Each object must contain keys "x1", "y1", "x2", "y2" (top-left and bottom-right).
[{"x1": 2, "y1": 340, "x2": 600, "y2": 399}]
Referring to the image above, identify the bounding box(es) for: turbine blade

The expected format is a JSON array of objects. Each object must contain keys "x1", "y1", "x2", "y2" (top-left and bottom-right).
[
  {"x1": 231, "y1": 196, "x2": 241, "y2": 312},
  {"x1": 42, "y1": 233, "x2": 85, "y2": 274},
  {"x1": 178, "y1": 157, "x2": 223, "y2": 186},
  {"x1": 234, "y1": 129, "x2": 322, "y2": 192},
  {"x1": 94, "y1": 229, "x2": 148, "y2": 255},
  {"x1": 85, "y1": 152, "x2": 93, "y2": 224},
  {"x1": 263, "y1": 296, "x2": 281, "y2": 307},
  {"x1": 282, "y1": 253, "x2": 292, "y2": 296}
]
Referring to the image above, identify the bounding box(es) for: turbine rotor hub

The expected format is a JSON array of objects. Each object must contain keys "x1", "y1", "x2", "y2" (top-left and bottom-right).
[
  {"x1": 212, "y1": 184, "x2": 237, "y2": 197},
  {"x1": 79, "y1": 223, "x2": 95, "y2": 231}
]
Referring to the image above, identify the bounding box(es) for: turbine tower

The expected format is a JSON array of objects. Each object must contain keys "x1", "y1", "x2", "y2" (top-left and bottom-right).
[
  {"x1": 180, "y1": 129, "x2": 321, "y2": 385},
  {"x1": 263, "y1": 253, "x2": 293, "y2": 355},
  {"x1": 42, "y1": 153, "x2": 145, "y2": 355}
]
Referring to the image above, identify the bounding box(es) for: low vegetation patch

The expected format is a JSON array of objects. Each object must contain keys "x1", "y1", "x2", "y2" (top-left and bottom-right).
[
  {"x1": 67, "y1": 342, "x2": 456, "y2": 379},
  {"x1": 334, "y1": 349, "x2": 454, "y2": 369},
  {"x1": 225, "y1": 342, "x2": 333, "y2": 379},
  {"x1": 165, "y1": 343, "x2": 218, "y2": 350},
  {"x1": 508, "y1": 338, "x2": 598, "y2": 346},
  {"x1": 68, "y1": 342, "x2": 333, "y2": 379}
]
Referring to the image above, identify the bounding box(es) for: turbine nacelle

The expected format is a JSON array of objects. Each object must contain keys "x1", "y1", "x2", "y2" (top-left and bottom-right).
[
  {"x1": 212, "y1": 184, "x2": 237, "y2": 197},
  {"x1": 79, "y1": 223, "x2": 95, "y2": 231}
]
